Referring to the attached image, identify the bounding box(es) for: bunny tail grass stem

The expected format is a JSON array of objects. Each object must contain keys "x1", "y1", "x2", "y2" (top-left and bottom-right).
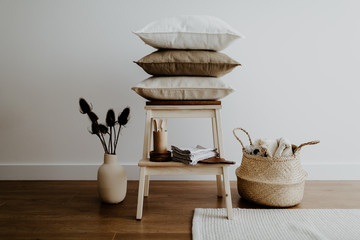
[
  {"x1": 108, "y1": 128, "x2": 112, "y2": 154},
  {"x1": 111, "y1": 126, "x2": 115, "y2": 154},
  {"x1": 114, "y1": 126, "x2": 117, "y2": 154},
  {"x1": 110, "y1": 126, "x2": 114, "y2": 154},
  {"x1": 97, "y1": 133, "x2": 108, "y2": 154},
  {"x1": 110, "y1": 127, "x2": 114, "y2": 154},
  {"x1": 100, "y1": 133, "x2": 109, "y2": 154},
  {"x1": 113, "y1": 126, "x2": 118, "y2": 153},
  {"x1": 96, "y1": 134, "x2": 108, "y2": 153},
  {"x1": 114, "y1": 125, "x2": 122, "y2": 153},
  {"x1": 113, "y1": 126, "x2": 117, "y2": 154}
]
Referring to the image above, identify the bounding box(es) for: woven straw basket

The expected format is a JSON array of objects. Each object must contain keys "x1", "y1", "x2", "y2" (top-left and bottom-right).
[{"x1": 233, "y1": 128, "x2": 319, "y2": 207}]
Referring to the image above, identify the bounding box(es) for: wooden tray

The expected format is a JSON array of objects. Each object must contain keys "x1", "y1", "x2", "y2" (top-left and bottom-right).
[{"x1": 150, "y1": 151, "x2": 172, "y2": 162}]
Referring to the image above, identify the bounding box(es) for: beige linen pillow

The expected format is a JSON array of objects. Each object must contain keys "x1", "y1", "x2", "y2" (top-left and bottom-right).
[
  {"x1": 131, "y1": 76, "x2": 235, "y2": 100},
  {"x1": 134, "y1": 15, "x2": 243, "y2": 51},
  {"x1": 135, "y1": 50, "x2": 240, "y2": 77}
]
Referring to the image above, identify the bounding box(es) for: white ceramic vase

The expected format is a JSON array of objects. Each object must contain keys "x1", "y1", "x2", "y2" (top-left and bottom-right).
[{"x1": 97, "y1": 154, "x2": 127, "y2": 204}]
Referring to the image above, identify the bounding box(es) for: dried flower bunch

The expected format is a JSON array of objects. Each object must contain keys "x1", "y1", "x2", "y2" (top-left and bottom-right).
[{"x1": 79, "y1": 98, "x2": 130, "y2": 155}]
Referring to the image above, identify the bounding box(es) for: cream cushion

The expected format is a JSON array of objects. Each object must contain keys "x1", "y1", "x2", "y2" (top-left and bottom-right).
[
  {"x1": 134, "y1": 15, "x2": 243, "y2": 51},
  {"x1": 132, "y1": 76, "x2": 235, "y2": 100}
]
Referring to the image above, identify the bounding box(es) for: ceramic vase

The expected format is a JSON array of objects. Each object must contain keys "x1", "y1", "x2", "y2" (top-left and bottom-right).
[{"x1": 97, "y1": 154, "x2": 127, "y2": 204}]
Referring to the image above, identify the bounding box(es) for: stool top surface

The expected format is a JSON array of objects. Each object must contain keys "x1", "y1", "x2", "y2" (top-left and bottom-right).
[
  {"x1": 146, "y1": 100, "x2": 221, "y2": 106},
  {"x1": 138, "y1": 158, "x2": 233, "y2": 167}
]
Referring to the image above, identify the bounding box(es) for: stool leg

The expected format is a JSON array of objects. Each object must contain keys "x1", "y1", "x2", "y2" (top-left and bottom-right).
[
  {"x1": 212, "y1": 113, "x2": 223, "y2": 197},
  {"x1": 211, "y1": 117, "x2": 219, "y2": 150},
  {"x1": 143, "y1": 110, "x2": 152, "y2": 160},
  {"x1": 216, "y1": 175, "x2": 223, "y2": 198},
  {"x1": 215, "y1": 109, "x2": 224, "y2": 157},
  {"x1": 222, "y1": 166, "x2": 233, "y2": 220},
  {"x1": 136, "y1": 167, "x2": 146, "y2": 220},
  {"x1": 144, "y1": 175, "x2": 150, "y2": 197}
]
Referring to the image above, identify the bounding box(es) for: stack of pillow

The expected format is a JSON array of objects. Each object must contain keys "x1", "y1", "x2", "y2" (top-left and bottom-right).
[{"x1": 132, "y1": 15, "x2": 243, "y2": 101}]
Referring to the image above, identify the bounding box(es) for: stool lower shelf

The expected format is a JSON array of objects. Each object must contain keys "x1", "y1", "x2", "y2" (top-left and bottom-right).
[{"x1": 136, "y1": 158, "x2": 233, "y2": 220}]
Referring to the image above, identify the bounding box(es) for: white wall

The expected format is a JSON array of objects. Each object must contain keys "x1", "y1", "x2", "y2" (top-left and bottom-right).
[{"x1": 1, "y1": 0, "x2": 359, "y2": 180}]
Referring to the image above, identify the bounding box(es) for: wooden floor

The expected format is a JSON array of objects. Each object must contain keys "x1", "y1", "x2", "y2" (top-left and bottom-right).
[{"x1": 0, "y1": 180, "x2": 360, "y2": 240}]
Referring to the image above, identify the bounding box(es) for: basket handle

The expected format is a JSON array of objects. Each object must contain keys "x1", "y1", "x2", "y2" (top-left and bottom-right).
[
  {"x1": 293, "y1": 140, "x2": 320, "y2": 153},
  {"x1": 233, "y1": 128, "x2": 253, "y2": 150}
]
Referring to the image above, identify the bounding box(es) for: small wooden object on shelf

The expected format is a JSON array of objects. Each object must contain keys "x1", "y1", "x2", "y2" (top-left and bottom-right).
[
  {"x1": 153, "y1": 130, "x2": 167, "y2": 153},
  {"x1": 149, "y1": 150, "x2": 172, "y2": 162}
]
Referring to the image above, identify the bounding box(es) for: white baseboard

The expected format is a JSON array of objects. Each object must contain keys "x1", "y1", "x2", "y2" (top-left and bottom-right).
[{"x1": 0, "y1": 163, "x2": 359, "y2": 180}]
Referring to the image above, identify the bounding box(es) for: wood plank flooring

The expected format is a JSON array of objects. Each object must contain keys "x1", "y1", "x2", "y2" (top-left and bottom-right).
[{"x1": 0, "y1": 180, "x2": 359, "y2": 240}]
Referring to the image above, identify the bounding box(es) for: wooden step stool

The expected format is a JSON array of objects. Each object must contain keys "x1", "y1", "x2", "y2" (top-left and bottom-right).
[{"x1": 136, "y1": 101, "x2": 233, "y2": 220}]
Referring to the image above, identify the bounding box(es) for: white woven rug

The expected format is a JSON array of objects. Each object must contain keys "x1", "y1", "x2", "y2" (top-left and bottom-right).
[{"x1": 193, "y1": 208, "x2": 360, "y2": 240}]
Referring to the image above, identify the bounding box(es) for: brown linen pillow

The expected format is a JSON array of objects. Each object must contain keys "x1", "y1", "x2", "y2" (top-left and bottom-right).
[{"x1": 134, "y1": 50, "x2": 240, "y2": 77}]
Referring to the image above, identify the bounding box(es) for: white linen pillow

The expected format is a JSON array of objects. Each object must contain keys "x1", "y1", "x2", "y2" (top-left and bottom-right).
[
  {"x1": 134, "y1": 15, "x2": 243, "y2": 51},
  {"x1": 131, "y1": 76, "x2": 235, "y2": 100}
]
